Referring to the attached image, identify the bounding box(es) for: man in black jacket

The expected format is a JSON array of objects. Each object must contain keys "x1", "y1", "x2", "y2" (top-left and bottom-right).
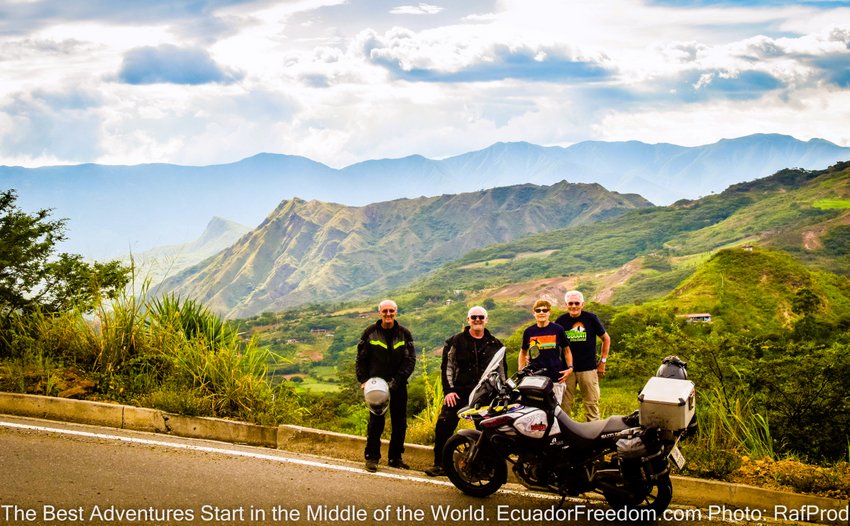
[
  {"x1": 356, "y1": 299, "x2": 416, "y2": 472},
  {"x1": 425, "y1": 306, "x2": 505, "y2": 477}
]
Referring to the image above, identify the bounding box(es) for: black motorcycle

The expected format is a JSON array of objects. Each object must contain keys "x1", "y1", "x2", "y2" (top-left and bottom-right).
[{"x1": 442, "y1": 347, "x2": 693, "y2": 514}]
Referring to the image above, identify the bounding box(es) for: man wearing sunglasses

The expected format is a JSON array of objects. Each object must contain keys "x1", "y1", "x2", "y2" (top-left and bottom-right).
[
  {"x1": 555, "y1": 290, "x2": 610, "y2": 421},
  {"x1": 425, "y1": 306, "x2": 505, "y2": 477},
  {"x1": 519, "y1": 299, "x2": 573, "y2": 405},
  {"x1": 356, "y1": 299, "x2": 416, "y2": 472}
]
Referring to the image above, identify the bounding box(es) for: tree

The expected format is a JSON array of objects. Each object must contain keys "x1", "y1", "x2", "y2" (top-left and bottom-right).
[
  {"x1": 791, "y1": 287, "x2": 821, "y2": 316},
  {"x1": 0, "y1": 189, "x2": 131, "y2": 319},
  {"x1": 791, "y1": 287, "x2": 823, "y2": 341}
]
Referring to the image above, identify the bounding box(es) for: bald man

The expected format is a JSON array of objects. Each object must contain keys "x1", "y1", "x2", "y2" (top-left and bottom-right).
[{"x1": 355, "y1": 299, "x2": 416, "y2": 472}]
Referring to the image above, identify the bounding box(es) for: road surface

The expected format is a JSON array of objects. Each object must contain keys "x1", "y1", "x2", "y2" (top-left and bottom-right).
[{"x1": 1, "y1": 415, "x2": 733, "y2": 525}]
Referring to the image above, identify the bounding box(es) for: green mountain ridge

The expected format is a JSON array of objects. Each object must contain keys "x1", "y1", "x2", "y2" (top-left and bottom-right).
[
  {"x1": 159, "y1": 181, "x2": 650, "y2": 317},
  {"x1": 409, "y1": 162, "x2": 850, "y2": 300}
]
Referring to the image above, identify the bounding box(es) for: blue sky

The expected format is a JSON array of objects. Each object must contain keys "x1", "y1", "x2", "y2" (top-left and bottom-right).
[{"x1": 1, "y1": 0, "x2": 849, "y2": 168}]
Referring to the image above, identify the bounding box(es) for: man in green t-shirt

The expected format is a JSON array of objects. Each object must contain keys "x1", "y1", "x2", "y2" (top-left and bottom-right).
[{"x1": 554, "y1": 291, "x2": 610, "y2": 421}]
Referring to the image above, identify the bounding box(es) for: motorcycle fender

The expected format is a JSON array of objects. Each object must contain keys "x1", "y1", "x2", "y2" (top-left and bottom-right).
[
  {"x1": 457, "y1": 429, "x2": 482, "y2": 440},
  {"x1": 455, "y1": 429, "x2": 486, "y2": 465}
]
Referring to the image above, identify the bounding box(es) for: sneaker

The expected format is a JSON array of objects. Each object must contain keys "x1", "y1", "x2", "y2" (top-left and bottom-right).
[
  {"x1": 424, "y1": 464, "x2": 445, "y2": 477},
  {"x1": 365, "y1": 459, "x2": 378, "y2": 472},
  {"x1": 388, "y1": 459, "x2": 410, "y2": 469}
]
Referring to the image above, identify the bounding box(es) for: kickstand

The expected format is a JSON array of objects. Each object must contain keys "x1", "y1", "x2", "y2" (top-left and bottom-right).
[{"x1": 557, "y1": 495, "x2": 567, "y2": 510}]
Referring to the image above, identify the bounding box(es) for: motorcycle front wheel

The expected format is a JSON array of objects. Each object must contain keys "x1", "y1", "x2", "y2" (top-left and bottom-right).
[
  {"x1": 442, "y1": 433, "x2": 507, "y2": 498},
  {"x1": 602, "y1": 473, "x2": 673, "y2": 515}
]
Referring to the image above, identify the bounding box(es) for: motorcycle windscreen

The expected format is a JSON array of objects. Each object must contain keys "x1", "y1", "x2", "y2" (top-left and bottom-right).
[{"x1": 467, "y1": 346, "x2": 506, "y2": 407}]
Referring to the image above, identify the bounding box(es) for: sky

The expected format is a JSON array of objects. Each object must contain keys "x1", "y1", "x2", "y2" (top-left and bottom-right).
[{"x1": 1, "y1": 0, "x2": 850, "y2": 169}]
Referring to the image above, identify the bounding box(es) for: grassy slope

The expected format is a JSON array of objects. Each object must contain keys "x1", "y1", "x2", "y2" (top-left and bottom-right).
[{"x1": 627, "y1": 247, "x2": 850, "y2": 334}]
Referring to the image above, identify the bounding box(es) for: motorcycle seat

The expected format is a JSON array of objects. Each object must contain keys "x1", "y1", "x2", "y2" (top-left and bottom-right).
[{"x1": 555, "y1": 408, "x2": 631, "y2": 442}]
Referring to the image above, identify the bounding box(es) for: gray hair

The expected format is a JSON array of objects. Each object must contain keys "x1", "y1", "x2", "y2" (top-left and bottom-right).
[
  {"x1": 378, "y1": 299, "x2": 398, "y2": 311},
  {"x1": 564, "y1": 290, "x2": 585, "y2": 303}
]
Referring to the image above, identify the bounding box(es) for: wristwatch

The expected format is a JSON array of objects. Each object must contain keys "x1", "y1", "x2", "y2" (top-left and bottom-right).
[{"x1": 600, "y1": 357, "x2": 607, "y2": 364}]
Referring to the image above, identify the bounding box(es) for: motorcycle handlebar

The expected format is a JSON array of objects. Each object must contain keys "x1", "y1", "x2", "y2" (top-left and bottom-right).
[{"x1": 514, "y1": 366, "x2": 545, "y2": 381}]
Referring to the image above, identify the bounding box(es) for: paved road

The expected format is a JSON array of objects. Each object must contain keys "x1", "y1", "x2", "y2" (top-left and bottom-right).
[{"x1": 0, "y1": 416, "x2": 738, "y2": 526}]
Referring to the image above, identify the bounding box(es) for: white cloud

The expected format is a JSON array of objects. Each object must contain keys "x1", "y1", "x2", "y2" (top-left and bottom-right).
[
  {"x1": 390, "y1": 3, "x2": 444, "y2": 16},
  {"x1": 117, "y1": 45, "x2": 244, "y2": 85},
  {"x1": 1, "y1": 0, "x2": 850, "y2": 169},
  {"x1": 595, "y1": 85, "x2": 850, "y2": 148},
  {"x1": 0, "y1": 87, "x2": 105, "y2": 163},
  {"x1": 92, "y1": 83, "x2": 300, "y2": 166}
]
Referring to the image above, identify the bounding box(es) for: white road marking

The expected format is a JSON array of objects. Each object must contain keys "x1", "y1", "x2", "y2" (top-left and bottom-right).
[{"x1": 0, "y1": 419, "x2": 559, "y2": 500}]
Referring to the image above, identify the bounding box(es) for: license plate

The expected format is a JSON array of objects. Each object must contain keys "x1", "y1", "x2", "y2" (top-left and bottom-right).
[{"x1": 669, "y1": 445, "x2": 686, "y2": 470}]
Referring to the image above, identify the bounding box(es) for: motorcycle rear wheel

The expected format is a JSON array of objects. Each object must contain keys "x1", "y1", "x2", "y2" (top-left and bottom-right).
[
  {"x1": 602, "y1": 474, "x2": 673, "y2": 515},
  {"x1": 442, "y1": 434, "x2": 507, "y2": 498}
]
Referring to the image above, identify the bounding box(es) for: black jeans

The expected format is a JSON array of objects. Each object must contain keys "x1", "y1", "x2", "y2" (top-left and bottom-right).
[
  {"x1": 365, "y1": 386, "x2": 408, "y2": 461},
  {"x1": 432, "y1": 390, "x2": 470, "y2": 464}
]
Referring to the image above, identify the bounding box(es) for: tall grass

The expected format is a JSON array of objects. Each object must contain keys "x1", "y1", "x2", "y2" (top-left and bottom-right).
[
  {"x1": 406, "y1": 350, "x2": 445, "y2": 444},
  {"x1": 88, "y1": 287, "x2": 148, "y2": 376},
  {"x1": 1, "y1": 289, "x2": 303, "y2": 425},
  {"x1": 568, "y1": 377, "x2": 642, "y2": 422},
  {"x1": 679, "y1": 388, "x2": 776, "y2": 479},
  {"x1": 148, "y1": 294, "x2": 238, "y2": 346},
  {"x1": 407, "y1": 373, "x2": 444, "y2": 444},
  {"x1": 0, "y1": 307, "x2": 88, "y2": 394},
  {"x1": 699, "y1": 388, "x2": 775, "y2": 459}
]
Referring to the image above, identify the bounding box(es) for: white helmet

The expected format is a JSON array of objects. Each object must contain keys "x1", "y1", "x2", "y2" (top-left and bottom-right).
[{"x1": 364, "y1": 377, "x2": 390, "y2": 415}]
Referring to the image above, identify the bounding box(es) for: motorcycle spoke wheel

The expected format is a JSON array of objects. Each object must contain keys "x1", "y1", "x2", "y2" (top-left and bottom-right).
[
  {"x1": 602, "y1": 474, "x2": 673, "y2": 515},
  {"x1": 442, "y1": 434, "x2": 507, "y2": 498}
]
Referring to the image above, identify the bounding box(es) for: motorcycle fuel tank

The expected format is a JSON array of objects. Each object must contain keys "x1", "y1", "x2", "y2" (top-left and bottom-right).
[{"x1": 513, "y1": 408, "x2": 560, "y2": 438}]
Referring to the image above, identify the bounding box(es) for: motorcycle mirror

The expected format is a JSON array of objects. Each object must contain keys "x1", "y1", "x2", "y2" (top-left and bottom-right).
[{"x1": 527, "y1": 343, "x2": 540, "y2": 362}]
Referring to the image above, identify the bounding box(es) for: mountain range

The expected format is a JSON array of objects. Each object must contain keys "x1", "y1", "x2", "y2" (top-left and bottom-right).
[
  {"x1": 157, "y1": 181, "x2": 649, "y2": 317},
  {"x1": 407, "y1": 162, "x2": 850, "y2": 318},
  {"x1": 2, "y1": 133, "x2": 847, "y2": 260}
]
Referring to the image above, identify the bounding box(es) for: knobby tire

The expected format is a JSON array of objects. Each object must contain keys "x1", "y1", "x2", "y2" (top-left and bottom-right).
[{"x1": 442, "y1": 433, "x2": 507, "y2": 498}]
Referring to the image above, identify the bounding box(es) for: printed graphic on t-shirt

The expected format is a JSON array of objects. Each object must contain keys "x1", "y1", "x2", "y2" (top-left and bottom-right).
[
  {"x1": 565, "y1": 322, "x2": 588, "y2": 342},
  {"x1": 529, "y1": 334, "x2": 559, "y2": 350}
]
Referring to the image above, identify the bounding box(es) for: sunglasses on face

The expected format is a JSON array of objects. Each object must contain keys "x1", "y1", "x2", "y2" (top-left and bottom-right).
[
  {"x1": 381, "y1": 309, "x2": 396, "y2": 314},
  {"x1": 534, "y1": 308, "x2": 549, "y2": 313},
  {"x1": 469, "y1": 315, "x2": 486, "y2": 321},
  {"x1": 567, "y1": 302, "x2": 581, "y2": 306}
]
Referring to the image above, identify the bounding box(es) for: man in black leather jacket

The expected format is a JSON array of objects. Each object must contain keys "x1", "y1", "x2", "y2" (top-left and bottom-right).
[
  {"x1": 425, "y1": 306, "x2": 505, "y2": 477},
  {"x1": 356, "y1": 299, "x2": 416, "y2": 472}
]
